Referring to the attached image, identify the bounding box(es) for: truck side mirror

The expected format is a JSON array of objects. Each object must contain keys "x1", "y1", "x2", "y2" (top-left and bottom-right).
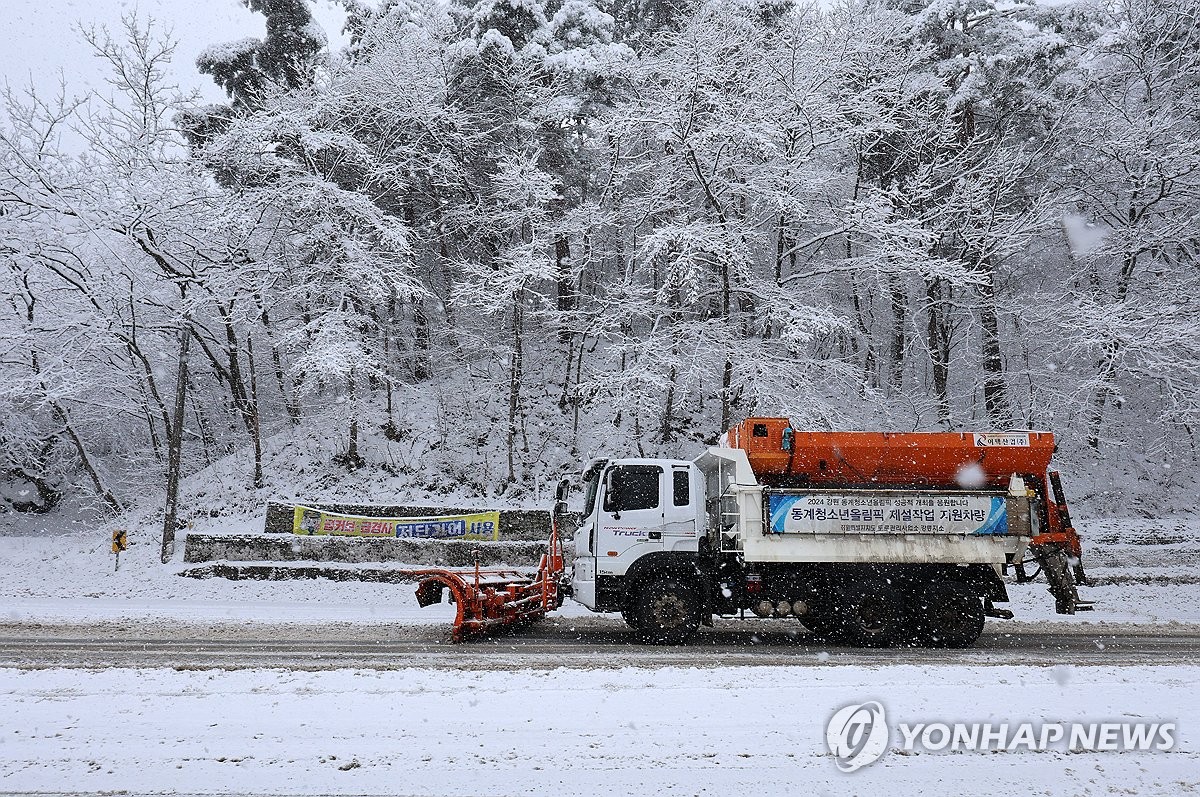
[{"x1": 553, "y1": 478, "x2": 569, "y2": 516}]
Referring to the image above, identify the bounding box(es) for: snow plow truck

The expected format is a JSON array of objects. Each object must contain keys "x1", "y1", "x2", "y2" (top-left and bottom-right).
[{"x1": 415, "y1": 417, "x2": 1091, "y2": 648}]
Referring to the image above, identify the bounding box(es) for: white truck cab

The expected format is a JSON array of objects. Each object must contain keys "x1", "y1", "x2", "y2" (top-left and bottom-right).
[{"x1": 571, "y1": 458, "x2": 703, "y2": 612}]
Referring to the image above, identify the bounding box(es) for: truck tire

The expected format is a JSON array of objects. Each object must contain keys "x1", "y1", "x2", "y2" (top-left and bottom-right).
[
  {"x1": 798, "y1": 587, "x2": 847, "y2": 640},
  {"x1": 915, "y1": 583, "x2": 985, "y2": 648},
  {"x1": 840, "y1": 580, "x2": 906, "y2": 647},
  {"x1": 635, "y1": 577, "x2": 702, "y2": 645}
]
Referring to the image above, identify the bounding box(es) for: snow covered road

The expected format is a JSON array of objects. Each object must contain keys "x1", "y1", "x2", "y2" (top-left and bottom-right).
[
  {"x1": 1, "y1": 664, "x2": 1195, "y2": 796},
  {"x1": 3, "y1": 617, "x2": 1200, "y2": 670}
]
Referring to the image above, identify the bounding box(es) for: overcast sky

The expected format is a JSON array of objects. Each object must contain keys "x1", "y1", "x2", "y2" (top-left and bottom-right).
[{"x1": 0, "y1": 0, "x2": 349, "y2": 104}]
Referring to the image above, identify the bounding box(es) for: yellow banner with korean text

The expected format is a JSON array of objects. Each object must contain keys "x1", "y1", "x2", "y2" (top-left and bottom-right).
[{"x1": 291, "y1": 506, "x2": 500, "y2": 541}]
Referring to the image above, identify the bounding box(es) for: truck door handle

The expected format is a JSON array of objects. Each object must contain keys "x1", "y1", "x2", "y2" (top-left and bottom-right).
[{"x1": 648, "y1": 531, "x2": 662, "y2": 540}]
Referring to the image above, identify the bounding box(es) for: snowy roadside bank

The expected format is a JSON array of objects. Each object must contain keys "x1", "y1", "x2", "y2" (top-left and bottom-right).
[
  {"x1": 1, "y1": 664, "x2": 1195, "y2": 796},
  {"x1": 2, "y1": 512, "x2": 1200, "y2": 630}
]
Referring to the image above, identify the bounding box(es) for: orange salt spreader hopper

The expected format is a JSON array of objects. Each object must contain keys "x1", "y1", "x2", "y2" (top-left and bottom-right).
[
  {"x1": 725, "y1": 417, "x2": 1088, "y2": 610},
  {"x1": 725, "y1": 417, "x2": 1056, "y2": 489}
]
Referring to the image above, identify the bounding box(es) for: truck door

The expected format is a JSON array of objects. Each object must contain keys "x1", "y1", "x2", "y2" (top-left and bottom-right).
[
  {"x1": 663, "y1": 465, "x2": 699, "y2": 551},
  {"x1": 596, "y1": 464, "x2": 665, "y2": 576},
  {"x1": 571, "y1": 465, "x2": 604, "y2": 609}
]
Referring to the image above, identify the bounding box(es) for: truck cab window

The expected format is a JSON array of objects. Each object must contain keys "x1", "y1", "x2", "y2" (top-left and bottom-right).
[
  {"x1": 673, "y1": 470, "x2": 690, "y2": 506},
  {"x1": 604, "y1": 465, "x2": 661, "y2": 512}
]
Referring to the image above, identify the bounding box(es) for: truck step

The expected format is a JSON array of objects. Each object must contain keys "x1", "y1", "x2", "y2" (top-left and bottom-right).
[{"x1": 983, "y1": 599, "x2": 1014, "y2": 620}]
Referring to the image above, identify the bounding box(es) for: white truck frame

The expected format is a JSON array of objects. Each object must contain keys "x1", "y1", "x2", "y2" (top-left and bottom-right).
[{"x1": 569, "y1": 446, "x2": 1039, "y2": 647}]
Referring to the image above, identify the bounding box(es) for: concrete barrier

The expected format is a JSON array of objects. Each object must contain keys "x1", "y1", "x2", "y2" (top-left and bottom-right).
[
  {"x1": 179, "y1": 563, "x2": 432, "y2": 583},
  {"x1": 183, "y1": 533, "x2": 547, "y2": 567},
  {"x1": 179, "y1": 503, "x2": 582, "y2": 586}
]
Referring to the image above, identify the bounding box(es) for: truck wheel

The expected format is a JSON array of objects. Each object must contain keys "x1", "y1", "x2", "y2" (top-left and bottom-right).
[
  {"x1": 915, "y1": 583, "x2": 985, "y2": 648},
  {"x1": 635, "y1": 578, "x2": 702, "y2": 645},
  {"x1": 840, "y1": 581, "x2": 906, "y2": 647},
  {"x1": 799, "y1": 611, "x2": 843, "y2": 640},
  {"x1": 799, "y1": 587, "x2": 847, "y2": 641}
]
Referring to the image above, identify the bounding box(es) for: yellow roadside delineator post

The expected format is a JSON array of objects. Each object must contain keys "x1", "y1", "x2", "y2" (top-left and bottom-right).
[{"x1": 112, "y1": 529, "x2": 128, "y2": 571}]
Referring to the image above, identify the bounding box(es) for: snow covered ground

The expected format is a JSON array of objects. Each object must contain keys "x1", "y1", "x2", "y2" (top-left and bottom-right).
[
  {"x1": 1, "y1": 663, "x2": 1196, "y2": 796},
  {"x1": 2, "y1": 509, "x2": 1198, "y2": 794}
]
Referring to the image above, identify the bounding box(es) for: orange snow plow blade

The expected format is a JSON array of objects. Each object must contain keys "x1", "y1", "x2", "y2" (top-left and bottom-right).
[{"x1": 412, "y1": 520, "x2": 566, "y2": 642}]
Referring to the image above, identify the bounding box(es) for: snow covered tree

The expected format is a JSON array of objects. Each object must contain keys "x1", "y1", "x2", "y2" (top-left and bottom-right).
[
  {"x1": 5, "y1": 0, "x2": 1198, "y2": 515},
  {"x1": 201, "y1": 79, "x2": 422, "y2": 467},
  {"x1": 588, "y1": 0, "x2": 863, "y2": 441},
  {"x1": 197, "y1": 0, "x2": 325, "y2": 106},
  {"x1": 182, "y1": 0, "x2": 328, "y2": 153},
  {"x1": 823, "y1": 0, "x2": 1078, "y2": 428},
  {"x1": 0, "y1": 17, "x2": 244, "y2": 527},
  {"x1": 1054, "y1": 0, "x2": 1200, "y2": 452},
  {"x1": 452, "y1": 152, "x2": 563, "y2": 483}
]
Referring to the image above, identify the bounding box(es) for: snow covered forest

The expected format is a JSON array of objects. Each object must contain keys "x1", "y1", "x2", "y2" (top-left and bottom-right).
[{"x1": 1, "y1": 0, "x2": 1197, "y2": 517}]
